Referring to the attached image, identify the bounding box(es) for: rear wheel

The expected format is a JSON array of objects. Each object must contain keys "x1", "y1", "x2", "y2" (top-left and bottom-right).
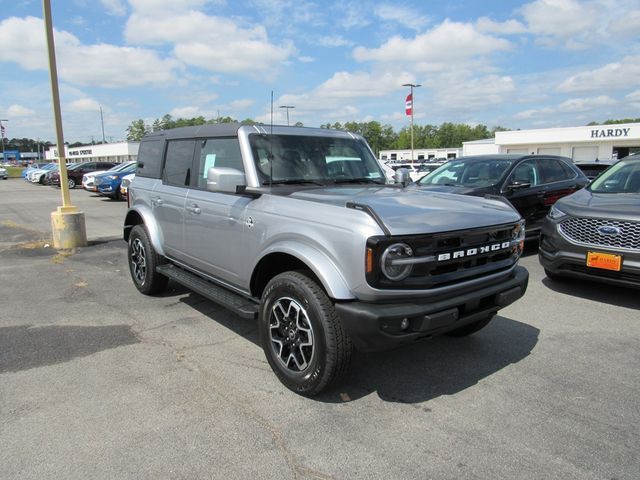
[
  {"x1": 259, "y1": 271, "x2": 353, "y2": 396},
  {"x1": 128, "y1": 225, "x2": 168, "y2": 295},
  {"x1": 446, "y1": 315, "x2": 494, "y2": 337}
]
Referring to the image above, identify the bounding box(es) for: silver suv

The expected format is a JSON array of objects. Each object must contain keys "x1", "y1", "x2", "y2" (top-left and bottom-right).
[{"x1": 124, "y1": 124, "x2": 529, "y2": 396}]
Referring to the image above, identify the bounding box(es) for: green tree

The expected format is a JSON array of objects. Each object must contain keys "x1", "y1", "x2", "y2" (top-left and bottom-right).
[{"x1": 126, "y1": 119, "x2": 149, "y2": 141}]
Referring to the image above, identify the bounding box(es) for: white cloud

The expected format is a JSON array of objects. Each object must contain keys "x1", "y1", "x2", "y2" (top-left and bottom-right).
[
  {"x1": 557, "y1": 56, "x2": 640, "y2": 93},
  {"x1": 476, "y1": 17, "x2": 527, "y2": 35},
  {"x1": 7, "y1": 104, "x2": 36, "y2": 117},
  {"x1": 0, "y1": 16, "x2": 179, "y2": 87},
  {"x1": 374, "y1": 4, "x2": 430, "y2": 31},
  {"x1": 519, "y1": 0, "x2": 640, "y2": 49},
  {"x1": 316, "y1": 35, "x2": 353, "y2": 48},
  {"x1": 557, "y1": 95, "x2": 617, "y2": 112},
  {"x1": 125, "y1": 11, "x2": 296, "y2": 75},
  {"x1": 353, "y1": 20, "x2": 513, "y2": 68},
  {"x1": 101, "y1": 0, "x2": 127, "y2": 16},
  {"x1": 169, "y1": 106, "x2": 209, "y2": 118},
  {"x1": 428, "y1": 74, "x2": 517, "y2": 113},
  {"x1": 67, "y1": 98, "x2": 102, "y2": 112}
]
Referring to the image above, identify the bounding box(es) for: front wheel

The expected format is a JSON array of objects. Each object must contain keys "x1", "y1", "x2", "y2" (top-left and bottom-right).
[
  {"x1": 127, "y1": 225, "x2": 168, "y2": 295},
  {"x1": 259, "y1": 271, "x2": 353, "y2": 396}
]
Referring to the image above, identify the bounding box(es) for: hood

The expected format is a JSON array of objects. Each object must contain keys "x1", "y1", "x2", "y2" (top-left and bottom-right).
[
  {"x1": 289, "y1": 186, "x2": 520, "y2": 235},
  {"x1": 556, "y1": 188, "x2": 640, "y2": 221}
]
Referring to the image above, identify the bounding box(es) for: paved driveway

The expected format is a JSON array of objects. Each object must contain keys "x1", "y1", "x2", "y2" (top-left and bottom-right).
[{"x1": 1, "y1": 179, "x2": 638, "y2": 479}]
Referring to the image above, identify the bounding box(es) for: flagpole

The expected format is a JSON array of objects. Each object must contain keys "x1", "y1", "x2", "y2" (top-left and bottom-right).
[{"x1": 402, "y1": 83, "x2": 421, "y2": 164}]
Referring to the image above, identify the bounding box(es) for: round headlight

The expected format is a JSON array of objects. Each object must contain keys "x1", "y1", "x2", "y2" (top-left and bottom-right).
[{"x1": 381, "y1": 243, "x2": 414, "y2": 281}]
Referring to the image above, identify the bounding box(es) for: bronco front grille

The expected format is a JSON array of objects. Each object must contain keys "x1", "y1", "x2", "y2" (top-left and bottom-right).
[
  {"x1": 367, "y1": 223, "x2": 520, "y2": 290},
  {"x1": 559, "y1": 217, "x2": 640, "y2": 251}
]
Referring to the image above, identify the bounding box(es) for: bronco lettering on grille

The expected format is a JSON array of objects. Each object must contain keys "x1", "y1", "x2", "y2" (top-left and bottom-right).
[{"x1": 437, "y1": 241, "x2": 511, "y2": 262}]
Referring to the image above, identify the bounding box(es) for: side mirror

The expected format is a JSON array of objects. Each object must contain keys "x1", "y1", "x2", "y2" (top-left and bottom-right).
[
  {"x1": 506, "y1": 181, "x2": 531, "y2": 191},
  {"x1": 394, "y1": 168, "x2": 410, "y2": 186},
  {"x1": 206, "y1": 167, "x2": 247, "y2": 193}
]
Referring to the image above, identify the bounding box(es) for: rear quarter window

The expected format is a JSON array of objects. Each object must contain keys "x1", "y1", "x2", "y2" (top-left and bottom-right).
[{"x1": 137, "y1": 139, "x2": 164, "y2": 178}]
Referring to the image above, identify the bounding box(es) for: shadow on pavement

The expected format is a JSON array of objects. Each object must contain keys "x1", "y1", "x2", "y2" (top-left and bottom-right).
[
  {"x1": 319, "y1": 315, "x2": 539, "y2": 404},
  {"x1": 0, "y1": 324, "x2": 139, "y2": 374},
  {"x1": 541, "y1": 276, "x2": 640, "y2": 309},
  {"x1": 170, "y1": 292, "x2": 539, "y2": 405}
]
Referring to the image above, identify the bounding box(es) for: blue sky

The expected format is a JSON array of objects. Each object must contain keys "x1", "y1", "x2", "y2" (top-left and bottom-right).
[{"x1": 1, "y1": 0, "x2": 639, "y2": 143}]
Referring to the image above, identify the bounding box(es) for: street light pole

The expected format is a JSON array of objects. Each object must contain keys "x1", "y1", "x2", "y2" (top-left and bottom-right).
[
  {"x1": 43, "y1": 0, "x2": 87, "y2": 248},
  {"x1": 0, "y1": 119, "x2": 8, "y2": 157},
  {"x1": 279, "y1": 105, "x2": 295, "y2": 126},
  {"x1": 100, "y1": 106, "x2": 106, "y2": 143},
  {"x1": 402, "y1": 83, "x2": 421, "y2": 164}
]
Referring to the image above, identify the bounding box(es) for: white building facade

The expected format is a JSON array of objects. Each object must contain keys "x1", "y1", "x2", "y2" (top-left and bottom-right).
[
  {"x1": 45, "y1": 141, "x2": 139, "y2": 164},
  {"x1": 379, "y1": 147, "x2": 462, "y2": 163},
  {"x1": 463, "y1": 123, "x2": 640, "y2": 161}
]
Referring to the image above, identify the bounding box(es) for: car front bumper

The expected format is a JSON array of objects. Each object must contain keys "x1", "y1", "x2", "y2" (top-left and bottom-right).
[
  {"x1": 539, "y1": 224, "x2": 640, "y2": 289},
  {"x1": 335, "y1": 265, "x2": 529, "y2": 352}
]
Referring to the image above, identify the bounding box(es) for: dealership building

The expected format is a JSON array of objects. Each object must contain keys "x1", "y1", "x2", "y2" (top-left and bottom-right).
[
  {"x1": 45, "y1": 141, "x2": 139, "y2": 164},
  {"x1": 380, "y1": 122, "x2": 640, "y2": 163},
  {"x1": 465, "y1": 122, "x2": 640, "y2": 161}
]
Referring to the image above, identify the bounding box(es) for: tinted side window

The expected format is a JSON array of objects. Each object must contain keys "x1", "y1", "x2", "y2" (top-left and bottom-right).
[
  {"x1": 539, "y1": 158, "x2": 571, "y2": 183},
  {"x1": 196, "y1": 137, "x2": 243, "y2": 189},
  {"x1": 137, "y1": 139, "x2": 164, "y2": 178},
  {"x1": 163, "y1": 140, "x2": 195, "y2": 187},
  {"x1": 509, "y1": 160, "x2": 540, "y2": 186}
]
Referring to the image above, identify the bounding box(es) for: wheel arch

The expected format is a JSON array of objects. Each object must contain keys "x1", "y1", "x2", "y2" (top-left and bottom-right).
[
  {"x1": 123, "y1": 207, "x2": 165, "y2": 256},
  {"x1": 250, "y1": 245, "x2": 354, "y2": 301}
]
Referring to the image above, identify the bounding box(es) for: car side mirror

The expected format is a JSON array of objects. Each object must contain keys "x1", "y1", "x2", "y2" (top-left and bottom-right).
[
  {"x1": 506, "y1": 181, "x2": 531, "y2": 191},
  {"x1": 394, "y1": 168, "x2": 410, "y2": 186},
  {"x1": 206, "y1": 167, "x2": 247, "y2": 193}
]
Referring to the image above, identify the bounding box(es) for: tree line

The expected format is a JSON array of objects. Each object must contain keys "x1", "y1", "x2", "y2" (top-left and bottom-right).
[
  {"x1": 4, "y1": 117, "x2": 639, "y2": 155},
  {"x1": 124, "y1": 113, "x2": 513, "y2": 153}
]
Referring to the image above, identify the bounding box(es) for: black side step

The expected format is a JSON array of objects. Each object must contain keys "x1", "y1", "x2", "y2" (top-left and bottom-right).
[{"x1": 157, "y1": 264, "x2": 259, "y2": 319}]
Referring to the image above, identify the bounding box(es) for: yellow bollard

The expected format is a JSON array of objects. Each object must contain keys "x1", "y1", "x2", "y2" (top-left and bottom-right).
[{"x1": 51, "y1": 207, "x2": 87, "y2": 249}]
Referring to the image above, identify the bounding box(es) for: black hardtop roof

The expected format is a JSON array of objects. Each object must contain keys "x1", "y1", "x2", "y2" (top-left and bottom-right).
[{"x1": 140, "y1": 123, "x2": 362, "y2": 141}]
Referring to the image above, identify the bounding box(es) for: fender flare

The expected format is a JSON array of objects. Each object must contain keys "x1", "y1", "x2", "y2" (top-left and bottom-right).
[
  {"x1": 123, "y1": 206, "x2": 165, "y2": 256},
  {"x1": 256, "y1": 240, "x2": 355, "y2": 300}
]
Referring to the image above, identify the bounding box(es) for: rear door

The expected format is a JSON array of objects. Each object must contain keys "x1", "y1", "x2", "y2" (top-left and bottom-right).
[{"x1": 153, "y1": 139, "x2": 196, "y2": 262}]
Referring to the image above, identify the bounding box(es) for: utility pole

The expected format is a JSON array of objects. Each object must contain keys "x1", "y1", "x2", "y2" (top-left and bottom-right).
[
  {"x1": 100, "y1": 106, "x2": 106, "y2": 143},
  {"x1": 402, "y1": 83, "x2": 421, "y2": 164},
  {"x1": 279, "y1": 105, "x2": 295, "y2": 126}
]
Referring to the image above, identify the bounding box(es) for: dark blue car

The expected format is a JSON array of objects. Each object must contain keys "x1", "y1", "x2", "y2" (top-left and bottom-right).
[{"x1": 94, "y1": 161, "x2": 136, "y2": 200}]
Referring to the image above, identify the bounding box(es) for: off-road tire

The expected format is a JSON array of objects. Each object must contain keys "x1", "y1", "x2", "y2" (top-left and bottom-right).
[
  {"x1": 128, "y1": 224, "x2": 168, "y2": 295},
  {"x1": 259, "y1": 271, "x2": 353, "y2": 397}
]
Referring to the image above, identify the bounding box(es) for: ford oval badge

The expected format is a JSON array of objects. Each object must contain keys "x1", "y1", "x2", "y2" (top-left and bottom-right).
[{"x1": 598, "y1": 225, "x2": 621, "y2": 236}]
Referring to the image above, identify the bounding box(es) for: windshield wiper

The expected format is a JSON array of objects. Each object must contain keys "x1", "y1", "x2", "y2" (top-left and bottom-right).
[
  {"x1": 332, "y1": 178, "x2": 385, "y2": 185},
  {"x1": 264, "y1": 179, "x2": 327, "y2": 186}
]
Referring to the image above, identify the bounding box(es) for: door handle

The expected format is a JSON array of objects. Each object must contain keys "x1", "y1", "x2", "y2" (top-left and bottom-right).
[
  {"x1": 186, "y1": 203, "x2": 201, "y2": 215},
  {"x1": 151, "y1": 197, "x2": 164, "y2": 206}
]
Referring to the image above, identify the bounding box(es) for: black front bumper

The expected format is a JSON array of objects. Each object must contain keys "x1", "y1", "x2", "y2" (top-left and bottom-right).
[{"x1": 335, "y1": 266, "x2": 529, "y2": 352}]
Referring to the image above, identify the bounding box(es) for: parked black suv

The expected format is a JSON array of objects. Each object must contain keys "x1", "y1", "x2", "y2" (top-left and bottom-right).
[{"x1": 412, "y1": 154, "x2": 589, "y2": 238}]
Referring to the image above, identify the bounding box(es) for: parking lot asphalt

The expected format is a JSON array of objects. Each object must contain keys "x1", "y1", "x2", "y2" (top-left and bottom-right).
[{"x1": 1, "y1": 178, "x2": 639, "y2": 479}]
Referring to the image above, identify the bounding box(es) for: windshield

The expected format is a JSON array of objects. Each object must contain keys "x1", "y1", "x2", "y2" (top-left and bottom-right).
[
  {"x1": 417, "y1": 158, "x2": 512, "y2": 188},
  {"x1": 249, "y1": 134, "x2": 386, "y2": 185},
  {"x1": 110, "y1": 162, "x2": 135, "y2": 172},
  {"x1": 589, "y1": 159, "x2": 640, "y2": 193}
]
